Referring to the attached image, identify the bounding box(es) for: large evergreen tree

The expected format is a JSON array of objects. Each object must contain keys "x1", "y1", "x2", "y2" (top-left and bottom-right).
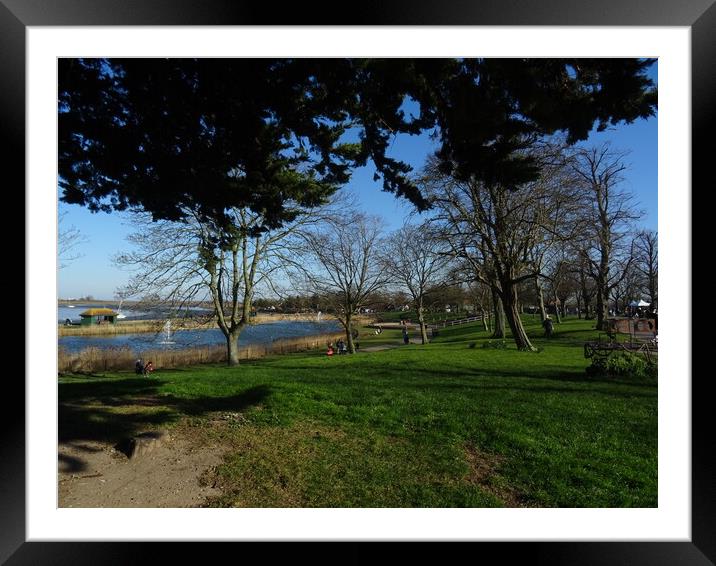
[{"x1": 59, "y1": 58, "x2": 656, "y2": 229}]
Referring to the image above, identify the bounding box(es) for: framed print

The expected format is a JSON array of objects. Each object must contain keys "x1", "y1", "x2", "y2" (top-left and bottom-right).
[{"x1": 6, "y1": 0, "x2": 709, "y2": 563}]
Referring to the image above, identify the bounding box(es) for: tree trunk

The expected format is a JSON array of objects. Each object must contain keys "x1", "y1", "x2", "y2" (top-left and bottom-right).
[
  {"x1": 579, "y1": 269, "x2": 594, "y2": 320},
  {"x1": 595, "y1": 278, "x2": 609, "y2": 330},
  {"x1": 226, "y1": 330, "x2": 241, "y2": 366},
  {"x1": 596, "y1": 236, "x2": 611, "y2": 329},
  {"x1": 582, "y1": 293, "x2": 593, "y2": 319},
  {"x1": 553, "y1": 295, "x2": 562, "y2": 324},
  {"x1": 345, "y1": 313, "x2": 356, "y2": 354},
  {"x1": 535, "y1": 276, "x2": 547, "y2": 322},
  {"x1": 500, "y1": 283, "x2": 536, "y2": 351},
  {"x1": 649, "y1": 275, "x2": 657, "y2": 311},
  {"x1": 417, "y1": 307, "x2": 429, "y2": 344},
  {"x1": 491, "y1": 287, "x2": 505, "y2": 339},
  {"x1": 558, "y1": 294, "x2": 568, "y2": 319}
]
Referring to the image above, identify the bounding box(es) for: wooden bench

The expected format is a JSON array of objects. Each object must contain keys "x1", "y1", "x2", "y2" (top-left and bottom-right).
[
  {"x1": 584, "y1": 317, "x2": 657, "y2": 364},
  {"x1": 584, "y1": 339, "x2": 657, "y2": 364}
]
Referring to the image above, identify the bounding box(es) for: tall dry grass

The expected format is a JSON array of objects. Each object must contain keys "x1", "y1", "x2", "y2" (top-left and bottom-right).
[
  {"x1": 58, "y1": 332, "x2": 345, "y2": 374},
  {"x1": 58, "y1": 319, "x2": 214, "y2": 336}
]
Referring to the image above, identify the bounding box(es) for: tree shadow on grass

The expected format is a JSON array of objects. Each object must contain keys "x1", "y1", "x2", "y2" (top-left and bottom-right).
[
  {"x1": 58, "y1": 381, "x2": 271, "y2": 470},
  {"x1": 274, "y1": 360, "x2": 657, "y2": 394},
  {"x1": 403, "y1": 374, "x2": 657, "y2": 400},
  {"x1": 59, "y1": 378, "x2": 164, "y2": 404},
  {"x1": 408, "y1": 366, "x2": 657, "y2": 391}
]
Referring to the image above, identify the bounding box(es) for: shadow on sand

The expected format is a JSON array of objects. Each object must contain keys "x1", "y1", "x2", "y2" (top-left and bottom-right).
[{"x1": 58, "y1": 380, "x2": 271, "y2": 471}]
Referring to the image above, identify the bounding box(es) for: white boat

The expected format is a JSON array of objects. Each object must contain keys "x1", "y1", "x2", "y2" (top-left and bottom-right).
[{"x1": 67, "y1": 305, "x2": 75, "y2": 308}]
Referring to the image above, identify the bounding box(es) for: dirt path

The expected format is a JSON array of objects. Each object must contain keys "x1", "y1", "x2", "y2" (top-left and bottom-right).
[{"x1": 58, "y1": 434, "x2": 227, "y2": 508}]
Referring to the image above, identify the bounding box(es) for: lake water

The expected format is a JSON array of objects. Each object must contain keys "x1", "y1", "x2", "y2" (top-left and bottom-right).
[{"x1": 58, "y1": 319, "x2": 342, "y2": 354}]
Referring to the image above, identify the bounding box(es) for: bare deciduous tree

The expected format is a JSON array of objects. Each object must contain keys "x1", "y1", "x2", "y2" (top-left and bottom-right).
[
  {"x1": 465, "y1": 280, "x2": 493, "y2": 332},
  {"x1": 115, "y1": 205, "x2": 317, "y2": 366},
  {"x1": 633, "y1": 229, "x2": 658, "y2": 310},
  {"x1": 611, "y1": 254, "x2": 643, "y2": 314},
  {"x1": 572, "y1": 144, "x2": 643, "y2": 329},
  {"x1": 299, "y1": 213, "x2": 387, "y2": 353},
  {"x1": 58, "y1": 211, "x2": 88, "y2": 269},
  {"x1": 423, "y1": 142, "x2": 581, "y2": 351},
  {"x1": 381, "y1": 223, "x2": 451, "y2": 344}
]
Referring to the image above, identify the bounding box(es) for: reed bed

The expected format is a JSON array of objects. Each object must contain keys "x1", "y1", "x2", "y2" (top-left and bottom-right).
[
  {"x1": 58, "y1": 319, "x2": 214, "y2": 336},
  {"x1": 58, "y1": 332, "x2": 345, "y2": 374}
]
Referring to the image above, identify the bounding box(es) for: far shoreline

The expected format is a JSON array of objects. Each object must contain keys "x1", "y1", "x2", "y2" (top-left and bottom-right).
[{"x1": 58, "y1": 313, "x2": 373, "y2": 336}]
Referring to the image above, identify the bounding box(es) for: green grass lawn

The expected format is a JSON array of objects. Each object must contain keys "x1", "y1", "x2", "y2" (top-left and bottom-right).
[{"x1": 58, "y1": 317, "x2": 657, "y2": 508}]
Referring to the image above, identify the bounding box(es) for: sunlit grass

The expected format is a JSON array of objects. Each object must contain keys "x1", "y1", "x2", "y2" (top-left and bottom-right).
[{"x1": 59, "y1": 317, "x2": 657, "y2": 507}]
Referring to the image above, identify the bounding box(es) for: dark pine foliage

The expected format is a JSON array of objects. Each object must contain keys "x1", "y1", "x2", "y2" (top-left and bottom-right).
[{"x1": 59, "y1": 58, "x2": 656, "y2": 226}]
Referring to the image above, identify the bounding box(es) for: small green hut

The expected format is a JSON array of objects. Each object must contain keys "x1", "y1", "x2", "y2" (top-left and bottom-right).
[{"x1": 79, "y1": 308, "x2": 119, "y2": 326}]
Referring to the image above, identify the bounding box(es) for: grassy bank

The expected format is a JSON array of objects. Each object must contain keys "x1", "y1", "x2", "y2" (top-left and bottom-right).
[{"x1": 58, "y1": 317, "x2": 657, "y2": 507}]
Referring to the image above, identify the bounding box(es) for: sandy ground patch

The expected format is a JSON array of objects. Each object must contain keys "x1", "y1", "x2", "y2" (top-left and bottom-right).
[
  {"x1": 464, "y1": 444, "x2": 529, "y2": 507},
  {"x1": 58, "y1": 434, "x2": 227, "y2": 508}
]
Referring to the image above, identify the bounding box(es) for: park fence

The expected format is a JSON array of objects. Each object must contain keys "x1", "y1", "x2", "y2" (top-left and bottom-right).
[{"x1": 428, "y1": 315, "x2": 484, "y2": 329}]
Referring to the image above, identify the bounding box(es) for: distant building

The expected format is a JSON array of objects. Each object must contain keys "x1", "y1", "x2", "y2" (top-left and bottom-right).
[{"x1": 79, "y1": 308, "x2": 118, "y2": 326}]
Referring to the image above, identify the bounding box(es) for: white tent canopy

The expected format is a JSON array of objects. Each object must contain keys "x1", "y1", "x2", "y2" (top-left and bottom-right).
[{"x1": 629, "y1": 299, "x2": 651, "y2": 307}]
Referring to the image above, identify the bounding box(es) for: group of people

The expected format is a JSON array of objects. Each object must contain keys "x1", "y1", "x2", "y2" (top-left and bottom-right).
[
  {"x1": 327, "y1": 326, "x2": 362, "y2": 356},
  {"x1": 326, "y1": 339, "x2": 349, "y2": 356},
  {"x1": 135, "y1": 358, "x2": 155, "y2": 376}
]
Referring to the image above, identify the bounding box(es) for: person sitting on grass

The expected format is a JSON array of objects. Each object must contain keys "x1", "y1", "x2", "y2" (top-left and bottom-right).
[
  {"x1": 542, "y1": 316, "x2": 554, "y2": 338},
  {"x1": 135, "y1": 359, "x2": 144, "y2": 375},
  {"x1": 326, "y1": 343, "x2": 335, "y2": 356},
  {"x1": 143, "y1": 360, "x2": 154, "y2": 375}
]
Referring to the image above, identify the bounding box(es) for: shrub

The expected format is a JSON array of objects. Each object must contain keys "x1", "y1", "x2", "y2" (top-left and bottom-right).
[{"x1": 587, "y1": 352, "x2": 657, "y2": 379}]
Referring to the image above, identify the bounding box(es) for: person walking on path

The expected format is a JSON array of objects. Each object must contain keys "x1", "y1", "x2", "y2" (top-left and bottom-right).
[
  {"x1": 351, "y1": 326, "x2": 360, "y2": 351},
  {"x1": 402, "y1": 326, "x2": 410, "y2": 345}
]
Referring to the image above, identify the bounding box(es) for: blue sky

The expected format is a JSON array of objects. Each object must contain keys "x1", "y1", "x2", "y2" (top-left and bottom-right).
[{"x1": 58, "y1": 63, "x2": 658, "y2": 300}]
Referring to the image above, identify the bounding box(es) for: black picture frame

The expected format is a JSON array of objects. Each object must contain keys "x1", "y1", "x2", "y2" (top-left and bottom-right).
[{"x1": 6, "y1": 1, "x2": 706, "y2": 564}]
